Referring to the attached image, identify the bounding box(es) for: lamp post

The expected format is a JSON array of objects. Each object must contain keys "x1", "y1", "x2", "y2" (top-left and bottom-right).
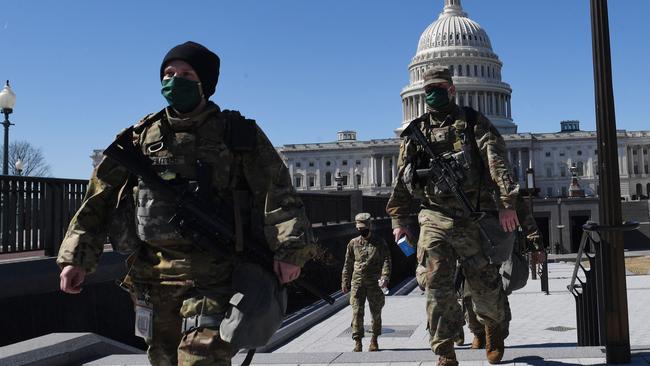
[
  {"x1": 15, "y1": 159, "x2": 23, "y2": 176},
  {"x1": 335, "y1": 171, "x2": 343, "y2": 191},
  {"x1": 521, "y1": 168, "x2": 540, "y2": 280},
  {"x1": 557, "y1": 198, "x2": 564, "y2": 252},
  {"x1": 0, "y1": 81, "x2": 17, "y2": 176}
]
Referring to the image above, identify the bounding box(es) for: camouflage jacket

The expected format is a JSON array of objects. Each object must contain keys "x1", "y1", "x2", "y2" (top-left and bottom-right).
[
  {"x1": 341, "y1": 234, "x2": 391, "y2": 288},
  {"x1": 57, "y1": 102, "x2": 316, "y2": 284},
  {"x1": 386, "y1": 103, "x2": 518, "y2": 228}
]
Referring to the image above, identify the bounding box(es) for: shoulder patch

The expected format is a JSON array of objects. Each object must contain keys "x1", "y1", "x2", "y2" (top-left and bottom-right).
[{"x1": 133, "y1": 109, "x2": 165, "y2": 134}]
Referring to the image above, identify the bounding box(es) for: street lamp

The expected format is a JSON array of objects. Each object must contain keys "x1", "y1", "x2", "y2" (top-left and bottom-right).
[
  {"x1": 334, "y1": 171, "x2": 343, "y2": 191},
  {"x1": 0, "y1": 81, "x2": 17, "y2": 175},
  {"x1": 15, "y1": 159, "x2": 24, "y2": 176}
]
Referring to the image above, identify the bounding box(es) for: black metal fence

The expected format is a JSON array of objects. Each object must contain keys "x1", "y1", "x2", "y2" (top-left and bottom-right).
[
  {"x1": 0, "y1": 175, "x2": 391, "y2": 256},
  {"x1": 567, "y1": 221, "x2": 639, "y2": 346},
  {"x1": 0, "y1": 176, "x2": 88, "y2": 256}
]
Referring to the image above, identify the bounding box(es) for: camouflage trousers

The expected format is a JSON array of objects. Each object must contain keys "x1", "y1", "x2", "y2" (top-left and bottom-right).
[
  {"x1": 463, "y1": 294, "x2": 511, "y2": 339},
  {"x1": 417, "y1": 209, "x2": 505, "y2": 355},
  {"x1": 350, "y1": 283, "x2": 385, "y2": 339},
  {"x1": 132, "y1": 283, "x2": 233, "y2": 366}
]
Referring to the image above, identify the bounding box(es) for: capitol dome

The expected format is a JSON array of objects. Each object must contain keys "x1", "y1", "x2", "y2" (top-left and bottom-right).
[{"x1": 399, "y1": 0, "x2": 517, "y2": 134}]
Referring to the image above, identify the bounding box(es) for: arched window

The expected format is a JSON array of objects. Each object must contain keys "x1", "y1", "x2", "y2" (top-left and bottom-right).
[
  {"x1": 458, "y1": 65, "x2": 463, "y2": 76},
  {"x1": 466, "y1": 65, "x2": 470, "y2": 76},
  {"x1": 325, "y1": 172, "x2": 332, "y2": 186},
  {"x1": 646, "y1": 183, "x2": 650, "y2": 198},
  {"x1": 577, "y1": 161, "x2": 584, "y2": 176},
  {"x1": 636, "y1": 183, "x2": 643, "y2": 198},
  {"x1": 356, "y1": 174, "x2": 362, "y2": 186},
  {"x1": 294, "y1": 174, "x2": 303, "y2": 188}
]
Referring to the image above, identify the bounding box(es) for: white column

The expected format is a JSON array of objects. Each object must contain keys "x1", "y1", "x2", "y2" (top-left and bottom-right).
[
  {"x1": 508, "y1": 149, "x2": 514, "y2": 165},
  {"x1": 369, "y1": 156, "x2": 375, "y2": 186},
  {"x1": 627, "y1": 146, "x2": 633, "y2": 176},
  {"x1": 316, "y1": 159, "x2": 322, "y2": 189},
  {"x1": 641, "y1": 145, "x2": 646, "y2": 175},
  {"x1": 517, "y1": 149, "x2": 524, "y2": 182},
  {"x1": 289, "y1": 161, "x2": 294, "y2": 183},
  {"x1": 474, "y1": 91, "x2": 479, "y2": 110},
  {"x1": 616, "y1": 146, "x2": 630, "y2": 176},
  {"x1": 381, "y1": 156, "x2": 386, "y2": 187},
  {"x1": 392, "y1": 155, "x2": 397, "y2": 184}
]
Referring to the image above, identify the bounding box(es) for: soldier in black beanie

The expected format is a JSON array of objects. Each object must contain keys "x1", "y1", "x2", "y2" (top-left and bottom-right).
[{"x1": 58, "y1": 41, "x2": 316, "y2": 366}]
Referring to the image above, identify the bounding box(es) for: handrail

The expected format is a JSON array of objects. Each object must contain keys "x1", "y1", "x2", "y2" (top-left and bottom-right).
[{"x1": 567, "y1": 220, "x2": 640, "y2": 295}]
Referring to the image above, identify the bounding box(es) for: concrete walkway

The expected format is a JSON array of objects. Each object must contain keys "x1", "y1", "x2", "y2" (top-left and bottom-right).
[
  {"x1": 261, "y1": 261, "x2": 650, "y2": 365},
  {"x1": 6, "y1": 261, "x2": 649, "y2": 365}
]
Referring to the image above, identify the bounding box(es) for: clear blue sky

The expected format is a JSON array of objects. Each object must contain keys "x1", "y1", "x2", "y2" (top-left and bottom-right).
[{"x1": 0, "y1": 0, "x2": 648, "y2": 179}]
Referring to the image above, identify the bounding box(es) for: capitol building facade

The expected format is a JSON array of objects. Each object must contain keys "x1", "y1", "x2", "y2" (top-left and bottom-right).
[{"x1": 279, "y1": 0, "x2": 650, "y2": 203}]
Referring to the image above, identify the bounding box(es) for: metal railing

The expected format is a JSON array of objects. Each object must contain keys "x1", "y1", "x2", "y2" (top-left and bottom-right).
[
  {"x1": 0, "y1": 176, "x2": 88, "y2": 256},
  {"x1": 567, "y1": 220, "x2": 639, "y2": 346},
  {"x1": 1, "y1": 175, "x2": 396, "y2": 255}
]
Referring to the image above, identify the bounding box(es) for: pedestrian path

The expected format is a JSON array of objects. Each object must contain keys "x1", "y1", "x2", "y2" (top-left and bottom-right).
[{"x1": 260, "y1": 261, "x2": 650, "y2": 365}]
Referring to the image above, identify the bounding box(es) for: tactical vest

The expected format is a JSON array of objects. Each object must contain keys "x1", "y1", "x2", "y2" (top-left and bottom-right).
[
  {"x1": 132, "y1": 105, "x2": 255, "y2": 245},
  {"x1": 405, "y1": 107, "x2": 483, "y2": 201}
]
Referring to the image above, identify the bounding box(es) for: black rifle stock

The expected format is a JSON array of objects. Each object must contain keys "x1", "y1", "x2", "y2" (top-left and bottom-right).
[
  {"x1": 401, "y1": 117, "x2": 495, "y2": 248},
  {"x1": 104, "y1": 127, "x2": 335, "y2": 305}
]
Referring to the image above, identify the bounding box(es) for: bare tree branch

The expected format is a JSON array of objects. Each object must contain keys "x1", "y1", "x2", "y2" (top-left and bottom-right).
[{"x1": 0, "y1": 141, "x2": 52, "y2": 177}]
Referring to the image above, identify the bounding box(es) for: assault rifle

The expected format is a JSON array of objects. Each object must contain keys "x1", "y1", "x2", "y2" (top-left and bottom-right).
[
  {"x1": 400, "y1": 116, "x2": 495, "y2": 248},
  {"x1": 104, "y1": 127, "x2": 335, "y2": 305}
]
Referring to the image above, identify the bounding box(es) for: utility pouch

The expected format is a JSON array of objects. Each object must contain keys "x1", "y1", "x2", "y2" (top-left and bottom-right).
[
  {"x1": 219, "y1": 262, "x2": 287, "y2": 350},
  {"x1": 108, "y1": 180, "x2": 142, "y2": 255}
]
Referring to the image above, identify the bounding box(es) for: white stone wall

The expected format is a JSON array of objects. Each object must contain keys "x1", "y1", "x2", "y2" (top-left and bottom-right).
[{"x1": 279, "y1": 131, "x2": 650, "y2": 200}]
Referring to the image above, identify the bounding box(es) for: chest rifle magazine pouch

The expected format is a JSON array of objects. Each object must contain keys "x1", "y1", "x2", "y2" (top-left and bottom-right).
[
  {"x1": 108, "y1": 183, "x2": 143, "y2": 255},
  {"x1": 219, "y1": 262, "x2": 287, "y2": 350}
]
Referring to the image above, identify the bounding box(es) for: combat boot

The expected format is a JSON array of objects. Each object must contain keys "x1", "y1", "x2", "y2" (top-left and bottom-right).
[
  {"x1": 485, "y1": 323, "x2": 504, "y2": 364},
  {"x1": 436, "y1": 343, "x2": 458, "y2": 366},
  {"x1": 368, "y1": 335, "x2": 379, "y2": 352},
  {"x1": 353, "y1": 338, "x2": 362, "y2": 352},
  {"x1": 471, "y1": 332, "x2": 486, "y2": 349}
]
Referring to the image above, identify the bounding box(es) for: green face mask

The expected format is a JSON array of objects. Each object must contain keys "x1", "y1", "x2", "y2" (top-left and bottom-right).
[
  {"x1": 161, "y1": 77, "x2": 203, "y2": 114},
  {"x1": 425, "y1": 87, "x2": 450, "y2": 109}
]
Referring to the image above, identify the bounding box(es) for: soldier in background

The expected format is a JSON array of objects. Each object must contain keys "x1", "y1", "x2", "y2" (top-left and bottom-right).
[
  {"x1": 387, "y1": 67, "x2": 519, "y2": 365},
  {"x1": 57, "y1": 41, "x2": 316, "y2": 366},
  {"x1": 341, "y1": 213, "x2": 392, "y2": 352}
]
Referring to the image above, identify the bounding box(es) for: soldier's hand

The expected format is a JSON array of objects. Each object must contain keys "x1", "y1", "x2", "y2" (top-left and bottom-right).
[
  {"x1": 273, "y1": 260, "x2": 301, "y2": 284},
  {"x1": 498, "y1": 208, "x2": 520, "y2": 232},
  {"x1": 342, "y1": 286, "x2": 349, "y2": 294},
  {"x1": 60, "y1": 265, "x2": 86, "y2": 294},
  {"x1": 393, "y1": 226, "x2": 413, "y2": 243}
]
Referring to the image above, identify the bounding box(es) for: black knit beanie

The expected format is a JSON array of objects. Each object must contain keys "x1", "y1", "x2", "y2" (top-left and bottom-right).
[{"x1": 160, "y1": 41, "x2": 220, "y2": 98}]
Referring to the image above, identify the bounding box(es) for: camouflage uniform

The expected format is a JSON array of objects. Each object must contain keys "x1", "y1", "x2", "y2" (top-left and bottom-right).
[
  {"x1": 57, "y1": 100, "x2": 315, "y2": 366},
  {"x1": 463, "y1": 193, "x2": 543, "y2": 342},
  {"x1": 386, "y1": 71, "x2": 517, "y2": 356},
  {"x1": 341, "y1": 213, "x2": 392, "y2": 340}
]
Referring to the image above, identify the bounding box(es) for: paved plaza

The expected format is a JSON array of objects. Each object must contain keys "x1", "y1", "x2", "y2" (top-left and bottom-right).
[{"x1": 259, "y1": 261, "x2": 650, "y2": 365}]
